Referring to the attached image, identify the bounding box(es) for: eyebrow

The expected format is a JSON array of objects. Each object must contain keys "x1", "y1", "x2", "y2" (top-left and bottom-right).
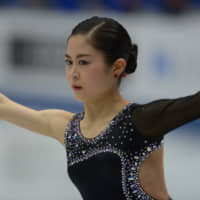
[{"x1": 65, "y1": 54, "x2": 92, "y2": 58}]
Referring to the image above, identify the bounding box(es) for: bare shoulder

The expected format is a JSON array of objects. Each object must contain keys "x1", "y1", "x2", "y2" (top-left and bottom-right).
[{"x1": 40, "y1": 109, "x2": 75, "y2": 147}]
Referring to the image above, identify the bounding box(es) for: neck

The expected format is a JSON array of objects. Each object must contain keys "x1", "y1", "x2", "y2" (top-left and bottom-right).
[{"x1": 82, "y1": 90, "x2": 130, "y2": 124}]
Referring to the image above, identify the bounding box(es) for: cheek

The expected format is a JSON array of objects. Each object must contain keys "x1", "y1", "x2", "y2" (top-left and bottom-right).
[
  {"x1": 65, "y1": 67, "x2": 70, "y2": 80},
  {"x1": 65, "y1": 67, "x2": 68, "y2": 75},
  {"x1": 86, "y1": 67, "x2": 108, "y2": 87}
]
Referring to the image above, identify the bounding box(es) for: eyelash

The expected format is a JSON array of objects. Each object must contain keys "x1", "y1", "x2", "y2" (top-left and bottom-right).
[
  {"x1": 79, "y1": 60, "x2": 90, "y2": 65},
  {"x1": 65, "y1": 60, "x2": 72, "y2": 65},
  {"x1": 65, "y1": 60, "x2": 90, "y2": 66}
]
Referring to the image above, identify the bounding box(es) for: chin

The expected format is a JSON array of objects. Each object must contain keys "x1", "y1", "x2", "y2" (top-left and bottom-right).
[
  {"x1": 74, "y1": 95, "x2": 86, "y2": 103},
  {"x1": 74, "y1": 91, "x2": 101, "y2": 104}
]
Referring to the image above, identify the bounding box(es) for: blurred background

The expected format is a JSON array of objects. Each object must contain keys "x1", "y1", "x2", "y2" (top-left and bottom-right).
[{"x1": 0, "y1": 0, "x2": 200, "y2": 199}]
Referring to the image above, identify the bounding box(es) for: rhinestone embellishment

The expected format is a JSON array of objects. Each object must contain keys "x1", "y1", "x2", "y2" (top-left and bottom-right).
[{"x1": 64, "y1": 103, "x2": 163, "y2": 200}]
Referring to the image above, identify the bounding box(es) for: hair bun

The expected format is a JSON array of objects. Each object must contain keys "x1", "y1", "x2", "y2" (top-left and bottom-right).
[{"x1": 125, "y1": 43, "x2": 138, "y2": 74}]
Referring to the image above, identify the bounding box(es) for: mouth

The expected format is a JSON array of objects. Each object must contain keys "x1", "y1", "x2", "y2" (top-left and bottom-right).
[{"x1": 72, "y1": 85, "x2": 82, "y2": 90}]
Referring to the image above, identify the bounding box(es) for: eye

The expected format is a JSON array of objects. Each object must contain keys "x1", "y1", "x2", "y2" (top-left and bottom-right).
[
  {"x1": 79, "y1": 60, "x2": 90, "y2": 65},
  {"x1": 65, "y1": 59, "x2": 72, "y2": 65}
]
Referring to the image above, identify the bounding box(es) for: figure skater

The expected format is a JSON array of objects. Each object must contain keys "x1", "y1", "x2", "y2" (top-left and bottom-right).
[{"x1": 0, "y1": 16, "x2": 199, "y2": 200}]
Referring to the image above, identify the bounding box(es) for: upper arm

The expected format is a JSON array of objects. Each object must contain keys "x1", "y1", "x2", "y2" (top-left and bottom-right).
[
  {"x1": 0, "y1": 94, "x2": 74, "y2": 145},
  {"x1": 39, "y1": 109, "x2": 74, "y2": 145},
  {"x1": 133, "y1": 91, "x2": 200, "y2": 138}
]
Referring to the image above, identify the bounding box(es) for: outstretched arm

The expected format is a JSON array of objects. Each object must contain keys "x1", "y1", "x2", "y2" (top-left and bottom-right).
[
  {"x1": 132, "y1": 91, "x2": 200, "y2": 138},
  {"x1": 0, "y1": 93, "x2": 73, "y2": 145}
]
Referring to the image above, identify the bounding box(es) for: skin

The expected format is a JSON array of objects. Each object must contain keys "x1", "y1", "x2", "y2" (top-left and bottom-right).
[
  {"x1": 65, "y1": 34, "x2": 130, "y2": 131},
  {"x1": 65, "y1": 34, "x2": 169, "y2": 200},
  {"x1": 0, "y1": 34, "x2": 169, "y2": 200}
]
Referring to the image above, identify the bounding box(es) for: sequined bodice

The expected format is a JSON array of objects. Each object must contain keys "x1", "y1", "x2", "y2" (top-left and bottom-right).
[{"x1": 64, "y1": 103, "x2": 163, "y2": 200}]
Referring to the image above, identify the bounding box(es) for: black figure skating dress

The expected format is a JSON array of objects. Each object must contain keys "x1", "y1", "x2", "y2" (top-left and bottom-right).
[{"x1": 64, "y1": 91, "x2": 200, "y2": 200}]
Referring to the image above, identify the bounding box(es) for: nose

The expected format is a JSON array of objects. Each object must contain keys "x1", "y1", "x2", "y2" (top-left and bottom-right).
[{"x1": 71, "y1": 65, "x2": 80, "y2": 80}]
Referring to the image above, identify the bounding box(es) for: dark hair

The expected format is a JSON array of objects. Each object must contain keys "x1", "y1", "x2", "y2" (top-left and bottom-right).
[{"x1": 68, "y1": 16, "x2": 138, "y2": 86}]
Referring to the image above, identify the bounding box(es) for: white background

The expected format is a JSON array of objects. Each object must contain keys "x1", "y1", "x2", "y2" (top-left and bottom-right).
[{"x1": 0, "y1": 9, "x2": 200, "y2": 199}]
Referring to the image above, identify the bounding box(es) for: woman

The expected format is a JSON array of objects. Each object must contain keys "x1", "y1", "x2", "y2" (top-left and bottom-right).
[{"x1": 0, "y1": 16, "x2": 199, "y2": 200}]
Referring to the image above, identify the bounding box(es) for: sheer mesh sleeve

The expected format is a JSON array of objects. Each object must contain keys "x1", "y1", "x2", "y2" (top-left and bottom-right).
[{"x1": 132, "y1": 91, "x2": 200, "y2": 139}]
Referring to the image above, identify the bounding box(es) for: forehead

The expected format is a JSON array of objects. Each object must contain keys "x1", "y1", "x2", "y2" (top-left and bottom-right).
[{"x1": 66, "y1": 35, "x2": 95, "y2": 55}]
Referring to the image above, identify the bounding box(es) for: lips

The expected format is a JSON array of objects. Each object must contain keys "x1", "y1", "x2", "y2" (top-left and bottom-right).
[{"x1": 72, "y1": 84, "x2": 82, "y2": 89}]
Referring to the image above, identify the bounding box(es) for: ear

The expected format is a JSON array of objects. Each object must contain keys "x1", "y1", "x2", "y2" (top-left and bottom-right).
[{"x1": 112, "y1": 58, "x2": 127, "y2": 75}]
